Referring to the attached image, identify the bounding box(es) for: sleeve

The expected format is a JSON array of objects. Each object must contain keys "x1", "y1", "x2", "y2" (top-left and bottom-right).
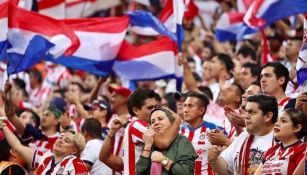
[
  {"x1": 220, "y1": 132, "x2": 248, "y2": 173},
  {"x1": 136, "y1": 156, "x2": 151, "y2": 175},
  {"x1": 68, "y1": 158, "x2": 89, "y2": 175},
  {"x1": 129, "y1": 120, "x2": 149, "y2": 144},
  {"x1": 171, "y1": 137, "x2": 198, "y2": 175},
  {"x1": 23, "y1": 124, "x2": 47, "y2": 140},
  {"x1": 80, "y1": 141, "x2": 96, "y2": 166},
  {"x1": 32, "y1": 150, "x2": 48, "y2": 169}
]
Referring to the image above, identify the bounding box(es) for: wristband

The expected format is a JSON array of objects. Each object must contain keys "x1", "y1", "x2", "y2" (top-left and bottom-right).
[{"x1": 169, "y1": 162, "x2": 175, "y2": 170}]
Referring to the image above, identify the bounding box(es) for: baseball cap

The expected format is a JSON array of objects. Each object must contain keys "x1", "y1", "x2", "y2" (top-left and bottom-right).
[
  {"x1": 48, "y1": 97, "x2": 67, "y2": 118},
  {"x1": 108, "y1": 86, "x2": 131, "y2": 97},
  {"x1": 84, "y1": 100, "x2": 111, "y2": 113}
]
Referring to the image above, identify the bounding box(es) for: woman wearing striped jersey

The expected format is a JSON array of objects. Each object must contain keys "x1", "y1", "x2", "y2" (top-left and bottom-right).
[
  {"x1": 0, "y1": 120, "x2": 89, "y2": 175},
  {"x1": 136, "y1": 108, "x2": 197, "y2": 175},
  {"x1": 255, "y1": 108, "x2": 307, "y2": 175}
]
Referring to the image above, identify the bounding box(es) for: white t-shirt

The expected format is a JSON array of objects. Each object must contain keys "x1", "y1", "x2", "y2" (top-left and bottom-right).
[
  {"x1": 220, "y1": 131, "x2": 274, "y2": 175},
  {"x1": 81, "y1": 139, "x2": 112, "y2": 175}
]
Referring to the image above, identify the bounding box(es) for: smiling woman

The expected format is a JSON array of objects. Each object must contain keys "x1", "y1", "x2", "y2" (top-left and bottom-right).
[
  {"x1": 136, "y1": 108, "x2": 197, "y2": 175},
  {"x1": 0, "y1": 121, "x2": 89, "y2": 175}
]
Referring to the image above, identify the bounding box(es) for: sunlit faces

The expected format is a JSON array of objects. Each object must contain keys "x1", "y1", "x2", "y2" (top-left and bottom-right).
[
  {"x1": 65, "y1": 83, "x2": 81, "y2": 102},
  {"x1": 41, "y1": 110, "x2": 59, "y2": 129},
  {"x1": 150, "y1": 110, "x2": 172, "y2": 133},
  {"x1": 240, "y1": 67, "x2": 256, "y2": 90},
  {"x1": 241, "y1": 85, "x2": 261, "y2": 108},
  {"x1": 19, "y1": 111, "x2": 33, "y2": 126},
  {"x1": 110, "y1": 92, "x2": 127, "y2": 109},
  {"x1": 53, "y1": 132, "x2": 77, "y2": 156},
  {"x1": 202, "y1": 61, "x2": 213, "y2": 81},
  {"x1": 210, "y1": 56, "x2": 223, "y2": 79},
  {"x1": 244, "y1": 102, "x2": 266, "y2": 135},
  {"x1": 134, "y1": 98, "x2": 157, "y2": 122},
  {"x1": 88, "y1": 107, "x2": 106, "y2": 120},
  {"x1": 274, "y1": 112, "x2": 301, "y2": 142},
  {"x1": 260, "y1": 67, "x2": 284, "y2": 95},
  {"x1": 218, "y1": 84, "x2": 241, "y2": 106},
  {"x1": 183, "y1": 97, "x2": 205, "y2": 123}
]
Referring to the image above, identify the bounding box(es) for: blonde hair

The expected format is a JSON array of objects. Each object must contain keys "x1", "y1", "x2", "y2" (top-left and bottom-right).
[{"x1": 64, "y1": 130, "x2": 85, "y2": 157}]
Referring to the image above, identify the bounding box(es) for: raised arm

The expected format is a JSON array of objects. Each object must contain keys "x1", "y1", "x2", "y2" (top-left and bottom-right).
[
  {"x1": 178, "y1": 53, "x2": 199, "y2": 92},
  {"x1": 99, "y1": 118, "x2": 124, "y2": 171},
  {"x1": 0, "y1": 121, "x2": 35, "y2": 166},
  {"x1": 4, "y1": 82, "x2": 26, "y2": 135},
  {"x1": 153, "y1": 109, "x2": 181, "y2": 149}
]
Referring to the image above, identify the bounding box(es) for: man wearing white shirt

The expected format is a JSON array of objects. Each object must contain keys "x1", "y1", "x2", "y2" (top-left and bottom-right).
[{"x1": 208, "y1": 94, "x2": 278, "y2": 175}]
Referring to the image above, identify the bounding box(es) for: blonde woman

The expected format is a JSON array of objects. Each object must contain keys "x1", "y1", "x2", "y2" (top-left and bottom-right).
[{"x1": 0, "y1": 120, "x2": 89, "y2": 175}]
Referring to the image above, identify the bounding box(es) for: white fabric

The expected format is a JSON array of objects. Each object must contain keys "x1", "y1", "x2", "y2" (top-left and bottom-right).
[
  {"x1": 220, "y1": 131, "x2": 274, "y2": 174},
  {"x1": 81, "y1": 139, "x2": 112, "y2": 175}
]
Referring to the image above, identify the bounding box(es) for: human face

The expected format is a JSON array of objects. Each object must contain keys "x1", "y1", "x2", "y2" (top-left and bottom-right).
[
  {"x1": 183, "y1": 97, "x2": 205, "y2": 123},
  {"x1": 150, "y1": 110, "x2": 171, "y2": 133},
  {"x1": 260, "y1": 67, "x2": 282, "y2": 95},
  {"x1": 110, "y1": 92, "x2": 127, "y2": 109},
  {"x1": 274, "y1": 112, "x2": 299, "y2": 142},
  {"x1": 65, "y1": 84, "x2": 81, "y2": 102},
  {"x1": 218, "y1": 84, "x2": 241, "y2": 107},
  {"x1": 240, "y1": 67, "x2": 256, "y2": 90},
  {"x1": 285, "y1": 40, "x2": 301, "y2": 58},
  {"x1": 210, "y1": 56, "x2": 223, "y2": 79},
  {"x1": 202, "y1": 61, "x2": 213, "y2": 81},
  {"x1": 176, "y1": 98, "x2": 185, "y2": 118},
  {"x1": 53, "y1": 132, "x2": 77, "y2": 156},
  {"x1": 88, "y1": 107, "x2": 106, "y2": 120},
  {"x1": 244, "y1": 102, "x2": 266, "y2": 135},
  {"x1": 134, "y1": 98, "x2": 157, "y2": 122},
  {"x1": 41, "y1": 110, "x2": 59, "y2": 129},
  {"x1": 19, "y1": 111, "x2": 33, "y2": 126},
  {"x1": 84, "y1": 74, "x2": 97, "y2": 90},
  {"x1": 241, "y1": 85, "x2": 261, "y2": 108}
]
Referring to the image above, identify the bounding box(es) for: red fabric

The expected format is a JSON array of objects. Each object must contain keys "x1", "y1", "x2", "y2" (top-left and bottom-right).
[{"x1": 150, "y1": 162, "x2": 163, "y2": 175}]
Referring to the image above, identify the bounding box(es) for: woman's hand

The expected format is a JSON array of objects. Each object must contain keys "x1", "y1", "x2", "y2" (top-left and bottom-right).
[
  {"x1": 151, "y1": 151, "x2": 166, "y2": 163},
  {"x1": 143, "y1": 128, "x2": 155, "y2": 148}
]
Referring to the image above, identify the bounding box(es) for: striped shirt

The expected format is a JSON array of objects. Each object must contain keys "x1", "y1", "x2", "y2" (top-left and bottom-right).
[
  {"x1": 180, "y1": 121, "x2": 221, "y2": 175},
  {"x1": 262, "y1": 142, "x2": 307, "y2": 175},
  {"x1": 123, "y1": 118, "x2": 149, "y2": 175},
  {"x1": 32, "y1": 150, "x2": 89, "y2": 175}
]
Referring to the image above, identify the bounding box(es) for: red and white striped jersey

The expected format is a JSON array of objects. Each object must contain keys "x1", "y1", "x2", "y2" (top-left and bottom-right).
[
  {"x1": 278, "y1": 97, "x2": 291, "y2": 114},
  {"x1": 123, "y1": 118, "x2": 149, "y2": 175},
  {"x1": 262, "y1": 141, "x2": 307, "y2": 175},
  {"x1": 36, "y1": 65, "x2": 71, "y2": 107},
  {"x1": 32, "y1": 150, "x2": 89, "y2": 175},
  {"x1": 29, "y1": 132, "x2": 60, "y2": 153},
  {"x1": 180, "y1": 121, "x2": 220, "y2": 175}
]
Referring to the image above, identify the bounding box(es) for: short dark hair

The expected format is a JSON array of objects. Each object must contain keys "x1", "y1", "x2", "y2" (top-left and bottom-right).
[
  {"x1": 216, "y1": 53, "x2": 234, "y2": 73},
  {"x1": 283, "y1": 108, "x2": 307, "y2": 140},
  {"x1": 247, "y1": 94, "x2": 278, "y2": 123},
  {"x1": 250, "y1": 81, "x2": 261, "y2": 88},
  {"x1": 198, "y1": 86, "x2": 213, "y2": 100},
  {"x1": 69, "y1": 82, "x2": 86, "y2": 93},
  {"x1": 128, "y1": 88, "x2": 157, "y2": 116},
  {"x1": 81, "y1": 118, "x2": 102, "y2": 139},
  {"x1": 186, "y1": 91, "x2": 210, "y2": 108},
  {"x1": 242, "y1": 63, "x2": 261, "y2": 78},
  {"x1": 237, "y1": 47, "x2": 257, "y2": 61},
  {"x1": 261, "y1": 62, "x2": 289, "y2": 91}
]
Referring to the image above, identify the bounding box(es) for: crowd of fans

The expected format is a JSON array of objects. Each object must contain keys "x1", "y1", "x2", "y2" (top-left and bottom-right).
[{"x1": 0, "y1": 0, "x2": 307, "y2": 174}]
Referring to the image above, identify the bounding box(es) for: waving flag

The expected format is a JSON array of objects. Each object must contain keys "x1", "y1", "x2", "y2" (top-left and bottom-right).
[
  {"x1": 297, "y1": 16, "x2": 307, "y2": 85},
  {"x1": 7, "y1": 3, "x2": 80, "y2": 74},
  {"x1": 128, "y1": 10, "x2": 177, "y2": 41},
  {"x1": 45, "y1": 17, "x2": 129, "y2": 76},
  {"x1": 37, "y1": 0, "x2": 65, "y2": 19},
  {"x1": 237, "y1": 0, "x2": 253, "y2": 12},
  {"x1": 215, "y1": 12, "x2": 255, "y2": 41},
  {"x1": 113, "y1": 37, "x2": 182, "y2": 81},
  {"x1": 0, "y1": 1, "x2": 8, "y2": 61},
  {"x1": 244, "y1": 0, "x2": 307, "y2": 30}
]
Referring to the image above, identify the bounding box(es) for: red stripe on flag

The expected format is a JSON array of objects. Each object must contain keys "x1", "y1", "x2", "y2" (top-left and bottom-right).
[
  {"x1": 38, "y1": 0, "x2": 64, "y2": 10},
  {"x1": 118, "y1": 37, "x2": 177, "y2": 61}
]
